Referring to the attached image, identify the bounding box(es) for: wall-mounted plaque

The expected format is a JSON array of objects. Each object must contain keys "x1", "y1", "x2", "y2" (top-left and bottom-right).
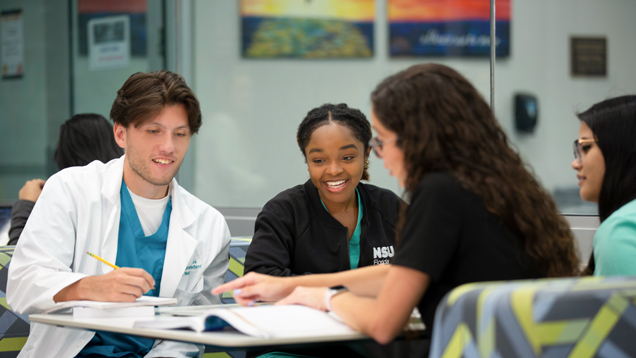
[{"x1": 571, "y1": 37, "x2": 607, "y2": 77}]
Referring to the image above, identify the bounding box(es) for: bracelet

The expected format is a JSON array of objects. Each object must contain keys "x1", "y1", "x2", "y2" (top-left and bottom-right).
[{"x1": 324, "y1": 285, "x2": 349, "y2": 311}]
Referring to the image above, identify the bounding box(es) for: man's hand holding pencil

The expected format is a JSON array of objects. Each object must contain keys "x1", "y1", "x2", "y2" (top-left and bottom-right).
[{"x1": 52, "y1": 252, "x2": 156, "y2": 303}]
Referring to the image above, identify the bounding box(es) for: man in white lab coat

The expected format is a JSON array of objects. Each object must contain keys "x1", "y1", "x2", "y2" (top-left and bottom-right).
[{"x1": 7, "y1": 70, "x2": 231, "y2": 358}]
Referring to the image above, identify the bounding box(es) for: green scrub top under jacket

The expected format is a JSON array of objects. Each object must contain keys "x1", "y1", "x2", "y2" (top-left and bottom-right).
[
  {"x1": 320, "y1": 188, "x2": 363, "y2": 270},
  {"x1": 77, "y1": 181, "x2": 172, "y2": 358}
]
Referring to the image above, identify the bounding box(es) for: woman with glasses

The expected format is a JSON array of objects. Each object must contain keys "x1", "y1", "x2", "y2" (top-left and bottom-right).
[
  {"x1": 216, "y1": 64, "x2": 579, "y2": 353},
  {"x1": 572, "y1": 95, "x2": 636, "y2": 276},
  {"x1": 244, "y1": 103, "x2": 402, "y2": 278}
]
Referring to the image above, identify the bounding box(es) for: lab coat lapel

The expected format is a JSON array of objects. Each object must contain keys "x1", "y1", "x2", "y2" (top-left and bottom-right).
[
  {"x1": 100, "y1": 156, "x2": 125, "y2": 268},
  {"x1": 160, "y1": 179, "x2": 197, "y2": 298}
]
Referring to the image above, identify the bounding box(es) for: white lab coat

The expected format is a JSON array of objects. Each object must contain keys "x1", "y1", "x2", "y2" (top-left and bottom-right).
[{"x1": 7, "y1": 156, "x2": 231, "y2": 358}]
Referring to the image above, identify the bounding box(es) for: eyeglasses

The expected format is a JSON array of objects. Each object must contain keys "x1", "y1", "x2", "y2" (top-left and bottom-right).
[
  {"x1": 573, "y1": 138, "x2": 596, "y2": 163},
  {"x1": 368, "y1": 137, "x2": 397, "y2": 158}
]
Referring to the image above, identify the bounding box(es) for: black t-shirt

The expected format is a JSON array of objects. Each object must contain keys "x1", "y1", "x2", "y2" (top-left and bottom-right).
[{"x1": 392, "y1": 172, "x2": 539, "y2": 336}]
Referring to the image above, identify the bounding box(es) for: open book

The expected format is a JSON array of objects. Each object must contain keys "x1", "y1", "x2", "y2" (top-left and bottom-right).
[
  {"x1": 134, "y1": 305, "x2": 356, "y2": 339},
  {"x1": 43, "y1": 296, "x2": 178, "y2": 318}
]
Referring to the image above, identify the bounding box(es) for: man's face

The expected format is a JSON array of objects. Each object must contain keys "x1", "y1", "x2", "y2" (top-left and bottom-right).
[{"x1": 114, "y1": 104, "x2": 191, "y2": 198}]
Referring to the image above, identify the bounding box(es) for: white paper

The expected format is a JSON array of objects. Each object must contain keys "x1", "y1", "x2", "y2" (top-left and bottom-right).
[
  {"x1": 135, "y1": 305, "x2": 356, "y2": 339},
  {"x1": 43, "y1": 296, "x2": 177, "y2": 314},
  {"x1": 88, "y1": 15, "x2": 130, "y2": 71},
  {"x1": 1, "y1": 9, "x2": 24, "y2": 78}
]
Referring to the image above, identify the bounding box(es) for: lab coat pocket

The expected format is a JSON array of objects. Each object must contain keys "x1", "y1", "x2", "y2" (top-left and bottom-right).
[{"x1": 174, "y1": 277, "x2": 204, "y2": 306}]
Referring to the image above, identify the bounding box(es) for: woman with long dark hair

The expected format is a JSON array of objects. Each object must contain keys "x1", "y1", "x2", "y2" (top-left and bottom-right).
[
  {"x1": 572, "y1": 95, "x2": 636, "y2": 275},
  {"x1": 214, "y1": 64, "x2": 579, "y2": 351}
]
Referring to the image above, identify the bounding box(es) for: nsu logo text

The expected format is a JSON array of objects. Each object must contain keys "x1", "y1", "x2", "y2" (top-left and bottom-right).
[{"x1": 373, "y1": 246, "x2": 394, "y2": 264}]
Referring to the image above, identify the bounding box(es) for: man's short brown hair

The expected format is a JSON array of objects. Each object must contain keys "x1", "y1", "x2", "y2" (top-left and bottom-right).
[{"x1": 110, "y1": 70, "x2": 202, "y2": 134}]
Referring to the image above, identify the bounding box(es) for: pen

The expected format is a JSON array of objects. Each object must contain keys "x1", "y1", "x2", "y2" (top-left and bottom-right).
[{"x1": 86, "y1": 251, "x2": 155, "y2": 290}]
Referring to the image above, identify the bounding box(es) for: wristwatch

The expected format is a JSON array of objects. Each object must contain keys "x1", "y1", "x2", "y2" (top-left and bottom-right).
[{"x1": 324, "y1": 285, "x2": 349, "y2": 311}]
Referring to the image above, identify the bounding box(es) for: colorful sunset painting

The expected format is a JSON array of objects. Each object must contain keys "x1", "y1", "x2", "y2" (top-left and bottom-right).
[
  {"x1": 241, "y1": 0, "x2": 375, "y2": 58},
  {"x1": 388, "y1": 0, "x2": 510, "y2": 57}
]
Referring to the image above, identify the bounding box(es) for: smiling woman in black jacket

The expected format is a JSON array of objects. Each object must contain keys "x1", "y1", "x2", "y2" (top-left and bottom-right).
[{"x1": 244, "y1": 103, "x2": 403, "y2": 276}]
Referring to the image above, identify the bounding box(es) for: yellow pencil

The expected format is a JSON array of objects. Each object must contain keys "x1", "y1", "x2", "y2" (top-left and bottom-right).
[
  {"x1": 86, "y1": 251, "x2": 155, "y2": 290},
  {"x1": 86, "y1": 251, "x2": 120, "y2": 269}
]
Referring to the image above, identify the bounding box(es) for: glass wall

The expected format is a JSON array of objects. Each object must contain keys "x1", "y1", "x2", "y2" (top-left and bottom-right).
[
  {"x1": 1, "y1": 0, "x2": 635, "y2": 219},
  {"x1": 0, "y1": 0, "x2": 167, "y2": 205}
]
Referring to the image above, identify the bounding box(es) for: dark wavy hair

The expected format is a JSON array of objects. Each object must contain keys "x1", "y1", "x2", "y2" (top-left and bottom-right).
[
  {"x1": 110, "y1": 70, "x2": 202, "y2": 134},
  {"x1": 297, "y1": 103, "x2": 372, "y2": 181},
  {"x1": 371, "y1": 63, "x2": 579, "y2": 278},
  {"x1": 577, "y1": 95, "x2": 636, "y2": 275},
  {"x1": 53, "y1": 113, "x2": 124, "y2": 170}
]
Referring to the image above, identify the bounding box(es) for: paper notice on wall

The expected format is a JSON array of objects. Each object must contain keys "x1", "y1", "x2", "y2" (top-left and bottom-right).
[
  {"x1": 1, "y1": 9, "x2": 24, "y2": 78},
  {"x1": 88, "y1": 15, "x2": 130, "y2": 71}
]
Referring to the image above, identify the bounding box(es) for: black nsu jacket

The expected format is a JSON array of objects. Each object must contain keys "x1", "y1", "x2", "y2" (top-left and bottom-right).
[{"x1": 245, "y1": 180, "x2": 403, "y2": 276}]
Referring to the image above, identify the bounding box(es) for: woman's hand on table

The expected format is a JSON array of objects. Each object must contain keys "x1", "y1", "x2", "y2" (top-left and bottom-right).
[
  {"x1": 212, "y1": 272, "x2": 296, "y2": 306},
  {"x1": 276, "y1": 286, "x2": 329, "y2": 311}
]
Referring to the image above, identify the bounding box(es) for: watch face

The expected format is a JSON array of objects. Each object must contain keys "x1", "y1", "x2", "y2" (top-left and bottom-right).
[{"x1": 329, "y1": 285, "x2": 348, "y2": 293}]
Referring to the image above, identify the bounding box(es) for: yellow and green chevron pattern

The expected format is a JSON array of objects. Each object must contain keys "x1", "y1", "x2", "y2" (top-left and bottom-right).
[
  {"x1": 430, "y1": 276, "x2": 636, "y2": 358},
  {"x1": 0, "y1": 247, "x2": 30, "y2": 358}
]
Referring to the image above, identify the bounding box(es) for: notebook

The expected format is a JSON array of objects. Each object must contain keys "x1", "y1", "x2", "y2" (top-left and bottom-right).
[
  {"x1": 43, "y1": 296, "x2": 178, "y2": 318},
  {"x1": 134, "y1": 305, "x2": 356, "y2": 339}
]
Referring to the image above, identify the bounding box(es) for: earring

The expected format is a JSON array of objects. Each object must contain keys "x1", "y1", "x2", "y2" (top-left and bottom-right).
[{"x1": 364, "y1": 160, "x2": 370, "y2": 170}]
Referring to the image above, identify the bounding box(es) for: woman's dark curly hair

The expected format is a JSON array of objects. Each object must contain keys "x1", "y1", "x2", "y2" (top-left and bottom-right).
[
  {"x1": 297, "y1": 103, "x2": 372, "y2": 181},
  {"x1": 371, "y1": 63, "x2": 579, "y2": 278}
]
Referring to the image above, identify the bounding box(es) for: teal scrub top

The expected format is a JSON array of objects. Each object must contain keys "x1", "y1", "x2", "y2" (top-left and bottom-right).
[
  {"x1": 320, "y1": 188, "x2": 363, "y2": 270},
  {"x1": 594, "y1": 198, "x2": 636, "y2": 276},
  {"x1": 78, "y1": 181, "x2": 172, "y2": 358}
]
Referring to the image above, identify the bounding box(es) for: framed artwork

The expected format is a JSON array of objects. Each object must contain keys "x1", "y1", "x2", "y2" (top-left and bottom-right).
[
  {"x1": 388, "y1": 0, "x2": 510, "y2": 58},
  {"x1": 241, "y1": 0, "x2": 375, "y2": 59}
]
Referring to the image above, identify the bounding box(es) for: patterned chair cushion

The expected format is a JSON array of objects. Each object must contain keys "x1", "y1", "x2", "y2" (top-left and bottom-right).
[
  {"x1": 0, "y1": 246, "x2": 29, "y2": 358},
  {"x1": 430, "y1": 276, "x2": 636, "y2": 358}
]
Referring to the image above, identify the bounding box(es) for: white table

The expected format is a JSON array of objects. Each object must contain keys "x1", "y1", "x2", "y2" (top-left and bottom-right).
[{"x1": 28, "y1": 307, "x2": 371, "y2": 351}]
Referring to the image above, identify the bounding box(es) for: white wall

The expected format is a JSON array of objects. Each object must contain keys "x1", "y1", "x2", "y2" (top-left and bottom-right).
[
  {"x1": 498, "y1": 0, "x2": 636, "y2": 196},
  {"x1": 193, "y1": 0, "x2": 636, "y2": 208},
  {"x1": 193, "y1": 0, "x2": 492, "y2": 207}
]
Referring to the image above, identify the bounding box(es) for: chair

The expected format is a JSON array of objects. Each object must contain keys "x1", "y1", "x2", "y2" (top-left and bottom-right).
[
  {"x1": 429, "y1": 276, "x2": 636, "y2": 357},
  {"x1": 0, "y1": 246, "x2": 29, "y2": 358}
]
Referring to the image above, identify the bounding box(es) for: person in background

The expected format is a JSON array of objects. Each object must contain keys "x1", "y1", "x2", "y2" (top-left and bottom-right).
[
  {"x1": 214, "y1": 64, "x2": 579, "y2": 355},
  {"x1": 8, "y1": 113, "x2": 124, "y2": 245},
  {"x1": 244, "y1": 103, "x2": 402, "y2": 277},
  {"x1": 572, "y1": 95, "x2": 636, "y2": 276},
  {"x1": 7, "y1": 70, "x2": 231, "y2": 358}
]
